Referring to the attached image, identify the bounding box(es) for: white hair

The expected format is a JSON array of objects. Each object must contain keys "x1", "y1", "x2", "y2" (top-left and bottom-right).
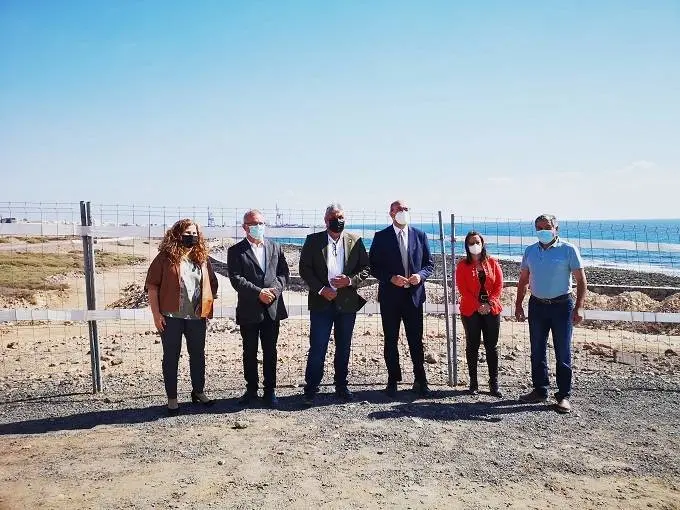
[
  {"x1": 324, "y1": 203, "x2": 343, "y2": 219},
  {"x1": 243, "y1": 209, "x2": 264, "y2": 224}
]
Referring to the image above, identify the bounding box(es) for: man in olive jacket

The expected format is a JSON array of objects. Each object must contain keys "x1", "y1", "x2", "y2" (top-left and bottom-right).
[{"x1": 299, "y1": 203, "x2": 370, "y2": 406}]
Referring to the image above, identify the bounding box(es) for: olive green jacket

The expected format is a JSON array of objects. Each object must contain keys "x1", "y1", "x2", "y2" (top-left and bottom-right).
[{"x1": 299, "y1": 230, "x2": 370, "y2": 313}]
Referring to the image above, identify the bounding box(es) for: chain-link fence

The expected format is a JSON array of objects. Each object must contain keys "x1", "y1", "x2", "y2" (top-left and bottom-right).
[{"x1": 1, "y1": 202, "x2": 679, "y2": 402}]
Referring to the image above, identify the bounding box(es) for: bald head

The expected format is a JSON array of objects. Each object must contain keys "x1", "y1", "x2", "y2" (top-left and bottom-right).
[{"x1": 389, "y1": 200, "x2": 410, "y2": 227}]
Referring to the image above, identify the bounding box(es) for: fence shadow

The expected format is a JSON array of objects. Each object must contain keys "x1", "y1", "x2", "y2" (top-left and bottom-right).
[
  {"x1": 368, "y1": 399, "x2": 552, "y2": 422},
  {"x1": 0, "y1": 399, "x2": 250, "y2": 435}
]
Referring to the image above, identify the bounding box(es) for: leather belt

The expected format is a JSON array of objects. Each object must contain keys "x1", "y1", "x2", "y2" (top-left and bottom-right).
[{"x1": 531, "y1": 294, "x2": 571, "y2": 304}]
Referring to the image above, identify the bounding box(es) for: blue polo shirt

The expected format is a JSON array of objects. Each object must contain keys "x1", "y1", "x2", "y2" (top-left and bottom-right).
[{"x1": 520, "y1": 238, "x2": 584, "y2": 299}]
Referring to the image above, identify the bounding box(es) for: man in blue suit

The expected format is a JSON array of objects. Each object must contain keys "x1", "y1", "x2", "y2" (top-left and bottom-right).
[{"x1": 369, "y1": 199, "x2": 435, "y2": 398}]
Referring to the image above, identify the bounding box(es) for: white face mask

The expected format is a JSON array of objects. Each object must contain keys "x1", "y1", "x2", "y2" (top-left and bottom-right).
[
  {"x1": 468, "y1": 243, "x2": 483, "y2": 255},
  {"x1": 394, "y1": 210, "x2": 410, "y2": 226}
]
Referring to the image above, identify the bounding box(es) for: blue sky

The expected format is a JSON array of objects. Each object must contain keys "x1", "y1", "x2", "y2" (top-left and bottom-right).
[{"x1": 1, "y1": 1, "x2": 679, "y2": 219}]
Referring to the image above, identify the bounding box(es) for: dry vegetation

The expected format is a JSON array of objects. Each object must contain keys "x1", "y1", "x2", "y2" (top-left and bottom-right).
[{"x1": 0, "y1": 251, "x2": 146, "y2": 304}]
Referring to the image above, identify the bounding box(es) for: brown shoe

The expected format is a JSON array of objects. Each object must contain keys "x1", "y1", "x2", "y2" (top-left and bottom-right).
[
  {"x1": 555, "y1": 398, "x2": 571, "y2": 414},
  {"x1": 519, "y1": 389, "x2": 548, "y2": 403}
]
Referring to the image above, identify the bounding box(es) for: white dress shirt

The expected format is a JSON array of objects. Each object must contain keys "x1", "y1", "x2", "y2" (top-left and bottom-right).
[
  {"x1": 248, "y1": 239, "x2": 266, "y2": 270},
  {"x1": 325, "y1": 233, "x2": 345, "y2": 291}
]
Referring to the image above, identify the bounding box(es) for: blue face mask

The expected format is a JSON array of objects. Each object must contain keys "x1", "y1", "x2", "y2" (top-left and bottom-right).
[
  {"x1": 249, "y1": 224, "x2": 265, "y2": 240},
  {"x1": 536, "y1": 229, "x2": 555, "y2": 244}
]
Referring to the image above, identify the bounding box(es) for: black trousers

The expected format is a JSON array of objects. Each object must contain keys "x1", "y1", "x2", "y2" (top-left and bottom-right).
[
  {"x1": 239, "y1": 316, "x2": 280, "y2": 393},
  {"x1": 380, "y1": 294, "x2": 426, "y2": 383},
  {"x1": 161, "y1": 316, "x2": 207, "y2": 399},
  {"x1": 461, "y1": 312, "x2": 500, "y2": 386}
]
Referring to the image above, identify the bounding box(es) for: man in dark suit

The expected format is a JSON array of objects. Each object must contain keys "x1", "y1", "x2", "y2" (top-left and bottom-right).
[
  {"x1": 369, "y1": 199, "x2": 435, "y2": 398},
  {"x1": 299, "y1": 203, "x2": 370, "y2": 406},
  {"x1": 227, "y1": 209, "x2": 290, "y2": 407}
]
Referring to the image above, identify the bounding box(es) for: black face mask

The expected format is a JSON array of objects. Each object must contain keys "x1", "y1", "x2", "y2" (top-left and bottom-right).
[
  {"x1": 181, "y1": 234, "x2": 198, "y2": 248},
  {"x1": 328, "y1": 218, "x2": 345, "y2": 234}
]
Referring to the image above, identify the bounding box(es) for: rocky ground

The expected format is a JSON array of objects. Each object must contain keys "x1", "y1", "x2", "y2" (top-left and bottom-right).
[
  {"x1": 0, "y1": 352, "x2": 679, "y2": 509},
  {"x1": 1, "y1": 314, "x2": 679, "y2": 509},
  {"x1": 1, "y1": 241, "x2": 680, "y2": 509}
]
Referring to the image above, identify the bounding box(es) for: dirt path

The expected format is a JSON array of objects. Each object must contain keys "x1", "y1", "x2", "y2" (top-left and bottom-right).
[{"x1": 1, "y1": 374, "x2": 679, "y2": 510}]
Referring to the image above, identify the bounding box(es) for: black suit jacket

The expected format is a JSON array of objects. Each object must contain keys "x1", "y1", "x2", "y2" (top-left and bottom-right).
[
  {"x1": 227, "y1": 238, "x2": 290, "y2": 325},
  {"x1": 369, "y1": 225, "x2": 434, "y2": 307},
  {"x1": 299, "y1": 230, "x2": 370, "y2": 313}
]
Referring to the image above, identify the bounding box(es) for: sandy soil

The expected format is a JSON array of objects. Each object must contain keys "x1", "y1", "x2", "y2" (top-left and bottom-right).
[{"x1": 1, "y1": 239, "x2": 679, "y2": 509}]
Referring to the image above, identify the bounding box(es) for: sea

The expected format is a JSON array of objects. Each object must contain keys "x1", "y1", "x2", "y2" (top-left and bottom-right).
[{"x1": 267, "y1": 219, "x2": 680, "y2": 276}]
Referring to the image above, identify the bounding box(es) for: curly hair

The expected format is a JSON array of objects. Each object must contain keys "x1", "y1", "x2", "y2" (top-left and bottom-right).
[{"x1": 158, "y1": 218, "x2": 209, "y2": 265}]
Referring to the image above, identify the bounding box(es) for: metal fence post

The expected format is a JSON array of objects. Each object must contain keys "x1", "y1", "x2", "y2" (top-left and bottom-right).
[
  {"x1": 81, "y1": 201, "x2": 102, "y2": 393},
  {"x1": 449, "y1": 213, "x2": 458, "y2": 386},
  {"x1": 438, "y1": 211, "x2": 454, "y2": 387}
]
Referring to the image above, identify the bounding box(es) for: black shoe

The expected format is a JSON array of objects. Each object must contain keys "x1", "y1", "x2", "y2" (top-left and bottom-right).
[
  {"x1": 167, "y1": 406, "x2": 180, "y2": 416},
  {"x1": 263, "y1": 391, "x2": 279, "y2": 408},
  {"x1": 412, "y1": 381, "x2": 431, "y2": 398},
  {"x1": 519, "y1": 389, "x2": 548, "y2": 403},
  {"x1": 191, "y1": 390, "x2": 215, "y2": 407},
  {"x1": 302, "y1": 394, "x2": 315, "y2": 408},
  {"x1": 385, "y1": 381, "x2": 398, "y2": 398},
  {"x1": 468, "y1": 382, "x2": 479, "y2": 395},
  {"x1": 335, "y1": 388, "x2": 354, "y2": 402},
  {"x1": 237, "y1": 391, "x2": 258, "y2": 406},
  {"x1": 489, "y1": 382, "x2": 503, "y2": 398}
]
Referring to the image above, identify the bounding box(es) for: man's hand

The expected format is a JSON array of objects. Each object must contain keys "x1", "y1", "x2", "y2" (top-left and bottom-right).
[
  {"x1": 572, "y1": 307, "x2": 584, "y2": 325},
  {"x1": 320, "y1": 286, "x2": 337, "y2": 301},
  {"x1": 259, "y1": 288, "x2": 276, "y2": 305},
  {"x1": 153, "y1": 312, "x2": 166, "y2": 333},
  {"x1": 514, "y1": 304, "x2": 526, "y2": 322},
  {"x1": 390, "y1": 275, "x2": 409, "y2": 287},
  {"x1": 407, "y1": 274, "x2": 421, "y2": 286},
  {"x1": 330, "y1": 274, "x2": 351, "y2": 289}
]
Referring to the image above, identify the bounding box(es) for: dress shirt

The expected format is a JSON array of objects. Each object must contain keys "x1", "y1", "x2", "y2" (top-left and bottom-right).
[
  {"x1": 248, "y1": 239, "x2": 266, "y2": 270},
  {"x1": 324, "y1": 233, "x2": 345, "y2": 292}
]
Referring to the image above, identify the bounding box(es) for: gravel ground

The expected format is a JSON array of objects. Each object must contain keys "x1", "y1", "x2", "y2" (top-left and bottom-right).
[
  {"x1": 1, "y1": 366, "x2": 679, "y2": 509},
  {"x1": 1, "y1": 323, "x2": 679, "y2": 509},
  {"x1": 1, "y1": 244, "x2": 679, "y2": 509}
]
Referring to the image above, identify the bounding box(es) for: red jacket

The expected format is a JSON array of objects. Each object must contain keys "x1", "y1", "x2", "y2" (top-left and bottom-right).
[{"x1": 455, "y1": 257, "x2": 503, "y2": 317}]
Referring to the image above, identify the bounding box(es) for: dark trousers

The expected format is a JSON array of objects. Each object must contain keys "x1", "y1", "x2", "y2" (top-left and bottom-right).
[
  {"x1": 380, "y1": 294, "x2": 426, "y2": 383},
  {"x1": 161, "y1": 316, "x2": 207, "y2": 399},
  {"x1": 461, "y1": 312, "x2": 500, "y2": 387},
  {"x1": 304, "y1": 306, "x2": 357, "y2": 395},
  {"x1": 239, "y1": 316, "x2": 280, "y2": 394},
  {"x1": 528, "y1": 296, "x2": 574, "y2": 400}
]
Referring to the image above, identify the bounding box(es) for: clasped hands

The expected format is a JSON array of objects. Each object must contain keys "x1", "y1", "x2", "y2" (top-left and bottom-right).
[
  {"x1": 390, "y1": 274, "x2": 421, "y2": 287},
  {"x1": 258, "y1": 288, "x2": 277, "y2": 305},
  {"x1": 320, "y1": 274, "x2": 352, "y2": 301}
]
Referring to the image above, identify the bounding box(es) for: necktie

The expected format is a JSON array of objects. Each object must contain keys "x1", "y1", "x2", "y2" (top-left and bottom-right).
[{"x1": 398, "y1": 230, "x2": 410, "y2": 277}]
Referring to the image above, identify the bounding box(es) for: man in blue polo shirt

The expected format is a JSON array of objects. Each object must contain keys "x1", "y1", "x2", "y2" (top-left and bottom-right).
[{"x1": 515, "y1": 214, "x2": 587, "y2": 413}]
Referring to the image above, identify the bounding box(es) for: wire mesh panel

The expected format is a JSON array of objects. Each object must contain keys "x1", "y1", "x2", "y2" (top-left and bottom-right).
[
  {"x1": 451, "y1": 215, "x2": 680, "y2": 394},
  {"x1": 1, "y1": 203, "x2": 679, "y2": 402},
  {"x1": 0, "y1": 202, "x2": 92, "y2": 400}
]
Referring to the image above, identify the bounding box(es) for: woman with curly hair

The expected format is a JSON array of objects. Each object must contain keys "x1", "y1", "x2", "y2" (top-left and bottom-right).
[{"x1": 145, "y1": 218, "x2": 219, "y2": 415}]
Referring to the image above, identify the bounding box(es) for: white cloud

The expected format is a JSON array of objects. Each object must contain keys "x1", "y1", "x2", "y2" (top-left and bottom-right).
[
  {"x1": 487, "y1": 177, "x2": 514, "y2": 184},
  {"x1": 622, "y1": 160, "x2": 657, "y2": 172}
]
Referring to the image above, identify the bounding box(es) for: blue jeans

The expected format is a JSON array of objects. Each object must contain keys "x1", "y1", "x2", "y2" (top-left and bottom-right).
[
  {"x1": 304, "y1": 306, "x2": 357, "y2": 396},
  {"x1": 528, "y1": 296, "x2": 574, "y2": 400}
]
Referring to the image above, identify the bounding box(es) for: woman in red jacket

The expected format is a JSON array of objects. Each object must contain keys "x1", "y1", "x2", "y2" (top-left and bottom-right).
[{"x1": 455, "y1": 231, "x2": 503, "y2": 397}]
